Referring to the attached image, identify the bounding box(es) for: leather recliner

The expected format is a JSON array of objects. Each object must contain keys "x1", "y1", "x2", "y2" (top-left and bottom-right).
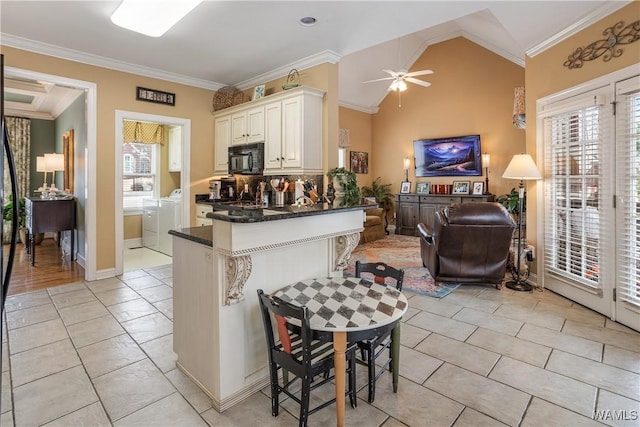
[{"x1": 417, "y1": 202, "x2": 516, "y2": 289}]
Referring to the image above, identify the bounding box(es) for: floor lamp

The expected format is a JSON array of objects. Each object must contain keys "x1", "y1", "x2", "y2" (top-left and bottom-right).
[{"x1": 502, "y1": 153, "x2": 541, "y2": 291}]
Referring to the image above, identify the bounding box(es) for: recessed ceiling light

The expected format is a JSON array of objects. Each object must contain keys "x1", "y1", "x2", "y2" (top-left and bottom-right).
[
  {"x1": 111, "y1": 0, "x2": 203, "y2": 37},
  {"x1": 299, "y1": 16, "x2": 317, "y2": 26}
]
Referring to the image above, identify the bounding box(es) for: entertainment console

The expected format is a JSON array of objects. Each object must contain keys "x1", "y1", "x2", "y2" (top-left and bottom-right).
[{"x1": 394, "y1": 193, "x2": 494, "y2": 236}]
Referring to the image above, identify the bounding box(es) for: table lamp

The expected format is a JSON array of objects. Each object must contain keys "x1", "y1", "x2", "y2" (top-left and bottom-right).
[
  {"x1": 36, "y1": 156, "x2": 48, "y2": 191},
  {"x1": 502, "y1": 153, "x2": 541, "y2": 291},
  {"x1": 482, "y1": 153, "x2": 491, "y2": 194},
  {"x1": 403, "y1": 157, "x2": 410, "y2": 182},
  {"x1": 44, "y1": 153, "x2": 64, "y2": 193}
]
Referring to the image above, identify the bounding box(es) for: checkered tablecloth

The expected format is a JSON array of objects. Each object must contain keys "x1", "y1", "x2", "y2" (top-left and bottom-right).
[{"x1": 273, "y1": 277, "x2": 408, "y2": 332}]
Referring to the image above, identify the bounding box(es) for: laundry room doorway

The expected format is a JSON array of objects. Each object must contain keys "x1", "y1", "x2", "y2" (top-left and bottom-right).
[{"x1": 115, "y1": 110, "x2": 191, "y2": 275}]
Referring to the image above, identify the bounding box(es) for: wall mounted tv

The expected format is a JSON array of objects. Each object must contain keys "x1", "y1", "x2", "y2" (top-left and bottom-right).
[{"x1": 414, "y1": 134, "x2": 482, "y2": 177}]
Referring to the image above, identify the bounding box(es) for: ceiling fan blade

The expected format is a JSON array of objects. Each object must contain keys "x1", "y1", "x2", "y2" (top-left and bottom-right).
[
  {"x1": 382, "y1": 69, "x2": 399, "y2": 77},
  {"x1": 405, "y1": 77, "x2": 432, "y2": 88},
  {"x1": 363, "y1": 76, "x2": 395, "y2": 84},
  {"x1": 405, "y1": 69, "x2": 433, "y2": 77}
]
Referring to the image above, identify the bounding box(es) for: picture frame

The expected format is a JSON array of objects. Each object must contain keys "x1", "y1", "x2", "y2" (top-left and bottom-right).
[
  {"x1": 413, "y1": 134, "x2": 482, "y2": 177},
  {"x1": 400, "y1": 181, "x2": 412, "y2": 194},
  {"x1": 416, "y1": 182, "x2": 430, "y2": 194},
  {"x1": 452, "y1": 181, "x2": 470, "y2": 195},
  {"x1": 472, "y1": 181, "x2": 484, "y2": 195},
  {"x1": 349, "y1": 151, "x2": 369, "y2": 174},
  {"x1": 63, "y1": 129, "x2": 74, "y2": 194},
  {"x1": 252, "y1": 84, "x2": 265, "y2": 101}
]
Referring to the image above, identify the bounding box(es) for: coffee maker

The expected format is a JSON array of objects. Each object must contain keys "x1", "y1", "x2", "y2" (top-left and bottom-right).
[{"x1": 210, "y1": 177, "x2": 236, "y2": 200}]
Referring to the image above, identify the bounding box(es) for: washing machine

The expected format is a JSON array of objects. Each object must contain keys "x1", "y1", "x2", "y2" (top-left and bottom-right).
[
  {"x1": 142, "y1": 198, "x2": 159, "y2": 251},
  {"x1": 157, "y1": 189, "x2": 182, "y2": 256}
]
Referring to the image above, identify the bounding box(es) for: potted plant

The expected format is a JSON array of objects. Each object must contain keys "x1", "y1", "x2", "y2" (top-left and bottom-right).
[
  {"x1": 3, "y1": 196, "x2": 42, "y2": 245},
  {"x1": 326, "y1": 167, "x2": 360, "y2": 205},
  {"x1": 361, "y1": 177, "x2": 395, "y2": 224},
  {"x1": 496, "y1": 188, "x2": 522, "y2": 216}
]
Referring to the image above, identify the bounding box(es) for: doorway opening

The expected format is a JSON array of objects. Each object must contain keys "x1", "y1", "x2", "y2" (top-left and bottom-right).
[
  {"x1": 4, "y1": 66, "x2": 97, "y2": 282},
  {"x1": 115, "y1": 111, "x2": 191, "y2": 275}
]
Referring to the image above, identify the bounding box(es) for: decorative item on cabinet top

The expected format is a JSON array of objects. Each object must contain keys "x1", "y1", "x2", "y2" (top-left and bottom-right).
[
  {"x1": 282, "y1": 69, "x2": 300, "y2": 90},
  {"x1": 212, "y1": 86, "x2": 250, "y2": 112}
]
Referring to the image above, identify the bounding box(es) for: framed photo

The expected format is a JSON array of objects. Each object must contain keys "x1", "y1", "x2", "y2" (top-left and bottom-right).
[
  {"x1": 452, "y1": 181, "x2": 470, "y2": 195},
  {"x1": 400, "y1": 181, "x2": 412, "y2": 194},
  {"x1": 416, "y1": 182, "x2": 430, "y2": 194},
  {"x1": 349, "y1": 151, "x2": 369, "y2": 174},
  {"x1": 252, "y1": 84, "x2": 265, "y2": 101},
  {"x1": 472, "y1": 181, "x2": 484, "y2": 195}
]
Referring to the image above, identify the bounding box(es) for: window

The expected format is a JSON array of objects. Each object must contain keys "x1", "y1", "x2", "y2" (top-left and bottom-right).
[
  {"x1": 543, "y1": 99, "x2": 605, "y2": 289},
  {"x1": 123, "y1": 142, "x2": 157, "y2": 211}
]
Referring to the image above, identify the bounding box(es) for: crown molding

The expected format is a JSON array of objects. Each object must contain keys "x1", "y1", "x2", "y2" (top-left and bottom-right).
[
  {"x1": 461, "y1": 31, "x2": 525, "y2": 68},
  {"x1": 526, "y1": 1, "x2": 631, "y2": 57},
  {"x1": 338, "y1": 100, "x2": 378, "y2": 115},
  {"x1": 1, "y1": 33, "x2": 224, "y2": 91},
  {"x1": 5, "y1": 107, "x2": 54, "y2": 120},
  {"x1": 235, "y1": 50, "x2": 342, "y2": 90}
]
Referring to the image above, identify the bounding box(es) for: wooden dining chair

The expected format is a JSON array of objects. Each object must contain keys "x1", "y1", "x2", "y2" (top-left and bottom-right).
[
  {"x1": 257, "y1": 289, "x2": 357, "y2": 427},
  {"x1": 354, "y1": 261, "x2": 404, "y2": 403}
]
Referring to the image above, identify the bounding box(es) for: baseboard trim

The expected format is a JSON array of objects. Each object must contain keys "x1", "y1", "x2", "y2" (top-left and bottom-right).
[{"x1": 124, "y1": 238, "x2": 143, "y2": 249}]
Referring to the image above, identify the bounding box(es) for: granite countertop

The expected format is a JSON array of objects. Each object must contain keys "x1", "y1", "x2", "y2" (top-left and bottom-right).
[
  {"x1": 204, "y1": 201, "x2": 375, "y2": 223},
  {"x1": 169, "y1": 226, "x2": 213, "y2": 246}
]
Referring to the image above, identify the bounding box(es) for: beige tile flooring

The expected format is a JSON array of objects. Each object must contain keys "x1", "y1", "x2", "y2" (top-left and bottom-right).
[{"x1": 1, "y1": 265, "x2": 639, "y2": 426}]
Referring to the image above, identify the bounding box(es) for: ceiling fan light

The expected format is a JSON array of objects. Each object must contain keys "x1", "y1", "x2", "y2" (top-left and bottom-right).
[
  {"x1": 397, "y1": 80, "x2": 408, "y2": 92},
  {"x1": 111, "y1": 0, "x2": 203, "y2": 37},
  {"x1": 389, "y1": 80, "x2": 399, "y2": 91}
]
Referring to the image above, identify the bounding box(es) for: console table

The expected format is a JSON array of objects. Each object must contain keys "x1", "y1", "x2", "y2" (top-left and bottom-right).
[
  {"x1": 24, "y1": 196, "x2": 76, "y2": 266},
  {"x1": 395, "y1": 193, "x2": 494, "y2": 236}
]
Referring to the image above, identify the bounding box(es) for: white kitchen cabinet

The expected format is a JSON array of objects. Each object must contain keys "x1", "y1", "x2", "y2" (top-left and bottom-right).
[
  {"x1": 213, "y1": 86, "x2": 324, "y2": 176},
  {"x1": 195, "y1": 203, "x2": 213, "y2": 226},
  {"x1": 168, "y1": 125, "x2": 182, "y2": 172},
  {"x1": 230, "y1": 106, "x2": 264, "y2": 146},
  {"x1": 214, "y1": 116, "x2": 231, "y2": 175},
  {"x1": 263, "y1": 88, "x2": 324, "y2": 175}
]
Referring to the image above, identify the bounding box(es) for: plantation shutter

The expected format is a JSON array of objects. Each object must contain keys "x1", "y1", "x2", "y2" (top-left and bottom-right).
[
  {"x1": 615, "y1": 77, "x2": 640, "y2": 307},
  {"x1": 542, "y1": 94, "x2": 610, "y2": 292}
]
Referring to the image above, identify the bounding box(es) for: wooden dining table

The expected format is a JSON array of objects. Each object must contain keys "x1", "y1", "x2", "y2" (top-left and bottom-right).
[{"x1": 273, "y1": 276, "x2": 408, "y2": 427}]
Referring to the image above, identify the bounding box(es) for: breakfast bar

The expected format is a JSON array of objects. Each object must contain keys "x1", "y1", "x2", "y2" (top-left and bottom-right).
[{"x1": 169, "y1": 202, "x2": 369, "y2": 412}]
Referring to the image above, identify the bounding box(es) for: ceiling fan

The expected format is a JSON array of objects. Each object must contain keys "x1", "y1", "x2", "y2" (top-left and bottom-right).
[
  {"x1": 364, "y1": 68, "x2": 433, "y2": 107},
  {"x1": 364, "y1": 69, "x2": 433, "y2": 92}
]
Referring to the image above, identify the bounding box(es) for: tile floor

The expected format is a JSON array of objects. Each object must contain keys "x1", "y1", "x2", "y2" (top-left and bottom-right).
[
  {"x1": 123, "y1": 248, "x2": 172, "y2": 272},
  {"x1": 1, "y1": 265, "x2": 639, "y2": 426}
]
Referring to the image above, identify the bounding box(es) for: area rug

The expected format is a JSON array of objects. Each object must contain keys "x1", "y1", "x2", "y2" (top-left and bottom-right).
[{"x1": 343, "y1": 234, "x2": 460, "y2": 298}]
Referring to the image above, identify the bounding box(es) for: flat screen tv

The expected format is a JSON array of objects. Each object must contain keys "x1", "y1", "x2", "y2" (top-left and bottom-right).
[{"x1": 414, "y1": 134, "x2": 482, "y2": 177}]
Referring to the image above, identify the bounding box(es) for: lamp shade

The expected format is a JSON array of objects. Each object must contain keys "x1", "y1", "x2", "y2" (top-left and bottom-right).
[
  {"x1": 503, "y1": 154, "x2": 541, "y2": 180},
  {"x1": 36, "y1": 156, "x2": 47, "y2": 172},
  {"x1": 482, "y1": 153, "x2": 490, "y2": 168},
  {"x1": 403, "y1": 157, "x2": 410, "y2": 170},
  {"x1": 45, "y1": 153, "x2": 64, "y2": 172}
]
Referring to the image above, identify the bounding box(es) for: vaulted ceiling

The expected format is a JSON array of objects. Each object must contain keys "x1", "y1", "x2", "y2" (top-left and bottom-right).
[{"x1": 1, "y1": 1, "x2": 630, "y2": 116}]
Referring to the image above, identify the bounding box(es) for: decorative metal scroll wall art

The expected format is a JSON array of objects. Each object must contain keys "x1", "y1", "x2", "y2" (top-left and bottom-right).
[{"x1": 564, "y1": 20, "x2": 640, "y2": 69}]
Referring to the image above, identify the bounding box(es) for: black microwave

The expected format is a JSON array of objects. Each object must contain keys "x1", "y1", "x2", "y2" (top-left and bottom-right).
[{"x1": 228, "y1": 142, "x2": 264, "y2": 175}]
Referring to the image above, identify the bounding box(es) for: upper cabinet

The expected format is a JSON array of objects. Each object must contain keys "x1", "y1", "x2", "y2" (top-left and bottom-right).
[
  {"x1": 230, "y1": 106, "x2": 265, "y2": 146},
  {"x1": 168, "y1": 125, "x2": 182, "y2": 172},
  {"x1": 213, "y1": 86, "x2": 325, "y2": 176},
  {"x1": 214, "y1": 116, "x2": 231, "y2": 175}
]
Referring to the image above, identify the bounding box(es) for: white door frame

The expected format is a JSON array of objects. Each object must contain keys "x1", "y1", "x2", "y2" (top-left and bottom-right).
[
  {"x1": 5, "y1": 66, "x2": 97, "y2": 281},
  {"x1": 114, "y1": 110, "x2": 191, "y2": 276}
]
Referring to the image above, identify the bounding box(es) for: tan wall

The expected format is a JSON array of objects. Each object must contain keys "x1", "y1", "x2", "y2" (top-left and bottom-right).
[
  {"x1": 338, "y1": 108, "x2": 373, "y2": 187},
  {"x1": 525, "y1": 2, "x2": 640, "y2": 255},
  {"x1": 1, "y1": 45, "x2": 215, "y2": 271},
  {"x1": 369, "y1": 37, "x2": 526, "y2": 198}
]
